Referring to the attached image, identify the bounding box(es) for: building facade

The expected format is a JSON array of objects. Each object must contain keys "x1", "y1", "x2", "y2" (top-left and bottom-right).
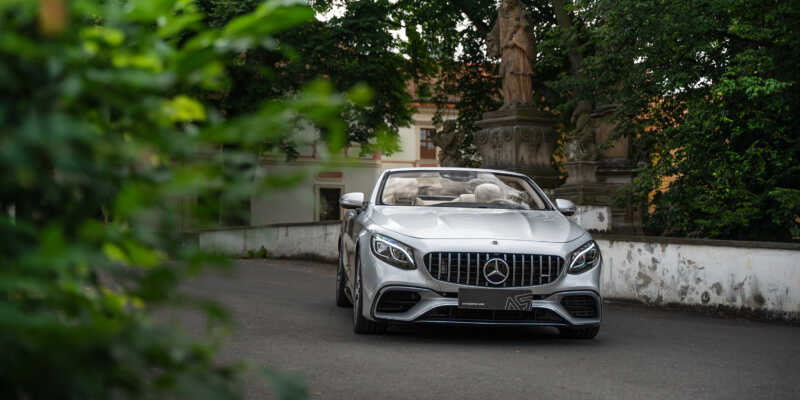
[{"x1": 251, "y1": 103, "x2": 445, "y2": 226}]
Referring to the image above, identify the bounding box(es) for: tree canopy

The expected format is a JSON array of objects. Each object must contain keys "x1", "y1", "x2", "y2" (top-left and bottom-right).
[
  {"x1": 306, "y1": 0, "x2": 800, "y2": 241},
  {"x1": 578, "y1": 0, "x2": 799, "y2": 240},
  {"x1": 197, "y1": 0, "x2": 415, "y2": 156}
]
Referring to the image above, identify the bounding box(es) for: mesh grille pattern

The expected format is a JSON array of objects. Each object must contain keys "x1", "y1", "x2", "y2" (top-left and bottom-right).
[
  {"x1": 423, "y1": 252, "x2": 564, "y2": 287},
  {"x1": 561, "y1": 295, "x2": 598, "y2": 318},
  {"x1": 375, "y1": 291, "x2": 421, "y2": 313}
]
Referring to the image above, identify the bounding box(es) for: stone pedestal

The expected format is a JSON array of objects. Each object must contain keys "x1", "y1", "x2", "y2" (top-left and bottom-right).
[
  {"x1": 567, "y1": 205, "x2": 612, "y2": 232},
  {"x1": 554, "y1": 104, "x2": 640, "y2": 233},
  {"x1": 474, "y1": 106, "x2": 559, "y2": 188},
  {"x1": 553, "y1": 182, "x2": 616, "y2": 206},
  {"x1": 563, "y1": 161, "x2": 599, "y2": 185},
  {"x1": 555, "y1": 162, "x2": 638, "y2": 232}
]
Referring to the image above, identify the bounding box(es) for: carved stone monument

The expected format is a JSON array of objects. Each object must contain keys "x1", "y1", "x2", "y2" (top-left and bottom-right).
[
  {"x1": 474, "y1": 108, "x2": 559, "y2": 187},
  {"x1": 432, "y1": 120, "x2": 465, "y2": 167},
  {"x1": 475, "y1": 0, "x2": 559, "y2": 188},
  {"x1": 554, "y1": 103, "x2": 640, "y2": 232},
  {"x1": 562, "y1": 99, "x2": 600, "y2": 187}
]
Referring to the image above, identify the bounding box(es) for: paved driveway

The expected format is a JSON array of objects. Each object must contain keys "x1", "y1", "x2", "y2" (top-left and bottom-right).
[{"x1": 180, "y1": 259, "x2": 800, "y2": 400}]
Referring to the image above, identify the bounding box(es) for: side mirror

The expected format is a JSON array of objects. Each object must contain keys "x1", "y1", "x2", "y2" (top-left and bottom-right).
[
  {"x1": 340, "y1": 192, "x2": 365, "y2": 209},
  {"x1": 555, "y1": 198, "x2": 577, "y2": 216}
]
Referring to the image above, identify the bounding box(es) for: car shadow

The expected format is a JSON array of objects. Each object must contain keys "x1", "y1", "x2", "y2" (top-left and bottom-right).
[
  {"x1": 328, "y1": 307, "x2": 603, "y2": 347},
  {"x1": 369, "y1": 322, "x2": 601, "y2": 347}
]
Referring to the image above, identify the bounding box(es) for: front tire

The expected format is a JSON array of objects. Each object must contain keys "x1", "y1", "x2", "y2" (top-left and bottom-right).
[
  {"x1": 336, "y1": 242, "x2": 352, "y2": 307},
  {"x1": 559, "y1": 325, "x2": 600, "y2": 339},
  {"x1": 352, "y1": 253, "x2": 385, "y2": 334}
]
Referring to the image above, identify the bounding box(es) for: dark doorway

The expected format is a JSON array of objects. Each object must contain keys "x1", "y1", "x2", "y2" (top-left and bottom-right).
[{"x1": 318, "y1": 187, "x2": 342, "y2": 221}]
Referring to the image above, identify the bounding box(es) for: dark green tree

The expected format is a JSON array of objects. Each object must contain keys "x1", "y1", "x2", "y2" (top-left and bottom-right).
[
  {"x1": 580, "y1": 0, "x2": 800, "y2": 240},
  {"x1": 197, "y1": 0, "x2": 415, "y2": 156}
]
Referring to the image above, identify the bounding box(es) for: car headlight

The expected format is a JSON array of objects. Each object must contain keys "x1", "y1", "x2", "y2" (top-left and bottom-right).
[
  {"x1": 371, "y1": 233, "x2": 416, "y2": 269},
  {"x1": 567, "y1": 240, "x2": 601, "y2": 274}
]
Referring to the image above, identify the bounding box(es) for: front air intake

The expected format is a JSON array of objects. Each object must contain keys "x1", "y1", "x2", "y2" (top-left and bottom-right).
[
  {"x1": 375, "y1": 290, "x2": 421, "y2": 313},
  {"x1": 561, "y1": 295, "x2": 598, "y2": 318}
]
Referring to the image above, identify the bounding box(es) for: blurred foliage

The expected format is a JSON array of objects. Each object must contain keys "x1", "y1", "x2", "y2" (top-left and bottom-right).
[
  {"x1": 0, "y1": 0, "x2": 355, "y2": 398},
  {"x1": 196, "y1": 0, "x2": 414, "y2": 157}
]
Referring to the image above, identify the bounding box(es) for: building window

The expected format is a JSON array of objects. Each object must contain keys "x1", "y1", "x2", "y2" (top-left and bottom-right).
[
  {"x1": 419, "y1": 128, "x2": 437, "y2": 160},
  {"x1": 318, "y1": 187, "x2": 342, "y2": 221}
]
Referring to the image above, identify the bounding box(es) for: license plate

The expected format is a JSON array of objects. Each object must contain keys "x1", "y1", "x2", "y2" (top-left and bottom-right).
[{"x1": 458, "y1": 288, "x2": 534, "y2": 311}]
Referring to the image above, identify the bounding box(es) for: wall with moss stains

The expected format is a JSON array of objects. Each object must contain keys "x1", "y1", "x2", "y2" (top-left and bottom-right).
[{"x1": 597, "y1": 235, "x2": 800, "y2": 320}]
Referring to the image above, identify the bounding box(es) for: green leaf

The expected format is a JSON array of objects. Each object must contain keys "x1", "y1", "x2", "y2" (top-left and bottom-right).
[
  {"x1": 163, "y1": 95, "x2": 207, "y2": 122},
  {"x1": 103, "y1": 242, "x2": 130, "y2": 265}
]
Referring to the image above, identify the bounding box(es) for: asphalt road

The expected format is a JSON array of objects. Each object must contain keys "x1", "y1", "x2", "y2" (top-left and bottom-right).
[{"x1": 179, "y1": 259, "x2": 800, "y2": 400}]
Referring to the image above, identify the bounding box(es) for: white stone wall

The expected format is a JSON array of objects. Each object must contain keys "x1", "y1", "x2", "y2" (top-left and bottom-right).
[
  {"x1": 597, "y1": 237, "x2": 800, "y2": 319},
  {"x1": 567, "y1": 205, "x2": 612, "y2": 232},
  {"x1": 198, "y1": 222, "x2": 340, "y2": 262},
  {"x1": 197, "y1": 223, "x2": 800, "y2": 319}
]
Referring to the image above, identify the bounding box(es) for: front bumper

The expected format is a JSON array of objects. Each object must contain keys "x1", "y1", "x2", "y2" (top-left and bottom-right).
[
  {"x1": 357, "y1": 235, "x2": 603, "y2": 327},
  {"x1": 372, "y1": 286, "x2": 601, "y2": 326}
]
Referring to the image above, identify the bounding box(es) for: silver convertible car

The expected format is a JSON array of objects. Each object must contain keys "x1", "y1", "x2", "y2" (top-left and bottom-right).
[{"x1": 336, "y1": 168, "x2": 602, "y2": 339}]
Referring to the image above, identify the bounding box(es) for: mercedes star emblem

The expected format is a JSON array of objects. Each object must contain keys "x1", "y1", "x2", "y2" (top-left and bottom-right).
[{"x1": 483, "y1": 258, "x2": 510, "y2": 285}]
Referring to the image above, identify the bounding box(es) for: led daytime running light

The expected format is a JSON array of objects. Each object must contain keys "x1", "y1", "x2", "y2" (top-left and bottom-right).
[
  {"x1": 568, "y1": 240, "x2": 600, "y2": 274},
  {"x1": 371, "y1": 234, "x2": 415, "y2": 269}
]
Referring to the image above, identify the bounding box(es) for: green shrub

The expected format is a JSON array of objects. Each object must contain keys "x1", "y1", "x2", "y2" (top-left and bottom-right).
[{"x1": 0, "y1": 0, "x2": 354, "y2": 397}]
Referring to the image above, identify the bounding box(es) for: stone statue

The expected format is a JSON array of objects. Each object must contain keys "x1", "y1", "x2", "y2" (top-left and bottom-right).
[
  {"x1": 487, "y1": 0, "x2": 536, "y2": 109},
  {"x1": 475, "y1": 0, "x2": 559, "y2": 188},
  {"x1": 565, "y1": 100, "x2": 599, "y2": 162},
  {"x1": 432, "y1": 120, "x2": 464, "y2": 167}
]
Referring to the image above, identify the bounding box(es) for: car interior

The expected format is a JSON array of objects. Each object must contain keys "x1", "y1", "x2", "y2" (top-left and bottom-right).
[{"x1": 380, "y1": 172, "x2": 547, "y2": 209}]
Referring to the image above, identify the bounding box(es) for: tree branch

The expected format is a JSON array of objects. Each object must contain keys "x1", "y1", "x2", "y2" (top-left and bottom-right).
[{"x1": 552, "y1": 0, "x2": 585, "y2": 79}]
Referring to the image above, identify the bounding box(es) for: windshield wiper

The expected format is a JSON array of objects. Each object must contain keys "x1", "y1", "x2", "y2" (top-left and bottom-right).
[
  {"x1": 429, "y1": 202, "x2": 486, "y2": 208},
  {"x1": 428, "y1": 202, "x2": 526, "y2": 210}
]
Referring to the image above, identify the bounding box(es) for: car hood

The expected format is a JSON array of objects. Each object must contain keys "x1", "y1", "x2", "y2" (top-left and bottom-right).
[{"x1": 368, "y1": 206, "x2": 585, "y2": 243}]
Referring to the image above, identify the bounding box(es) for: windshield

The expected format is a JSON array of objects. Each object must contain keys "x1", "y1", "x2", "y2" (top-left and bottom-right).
[{"x1": 378, "y1": 170, "x2": 550, "y2": 210}]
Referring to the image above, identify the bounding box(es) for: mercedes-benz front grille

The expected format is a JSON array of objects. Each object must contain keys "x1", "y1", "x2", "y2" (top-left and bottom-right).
[{"x1": 423, "y1": 252, "x2": 564, "y2": 287}]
